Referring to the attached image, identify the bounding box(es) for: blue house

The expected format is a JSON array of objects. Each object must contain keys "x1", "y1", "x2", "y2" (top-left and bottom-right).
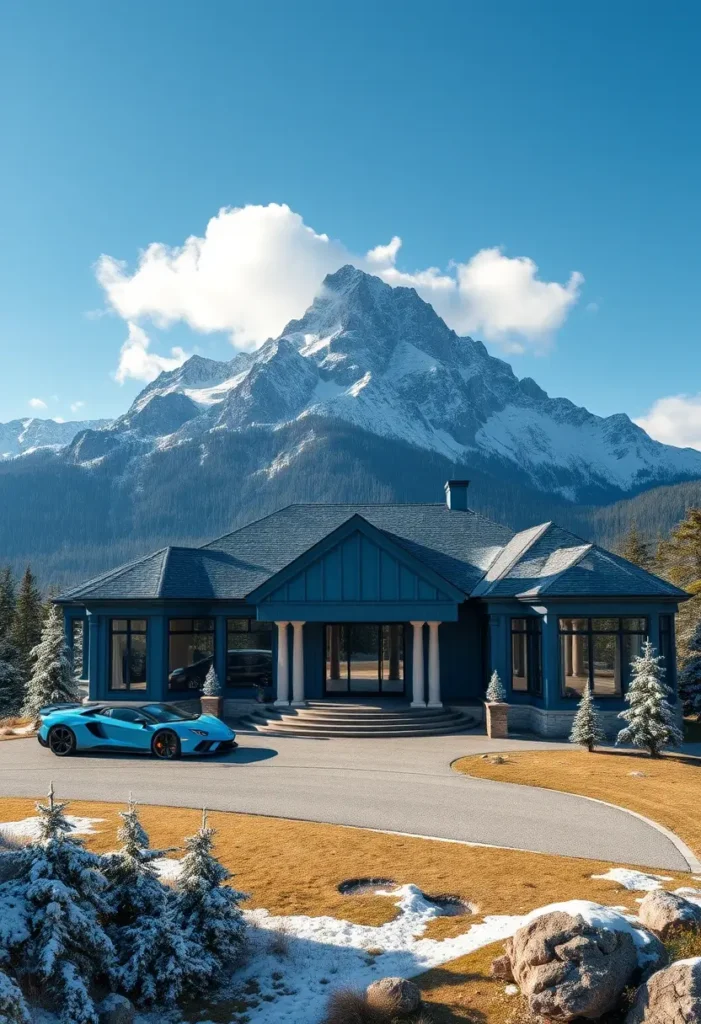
[{"x1": 57, "y1": 481, "x2": 687, "y2": 737}]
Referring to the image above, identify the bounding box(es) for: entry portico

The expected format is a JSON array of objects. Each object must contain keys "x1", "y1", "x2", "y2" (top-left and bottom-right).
[{"x1": 57, "y1": 480, "x2": 688, "y2": 738}]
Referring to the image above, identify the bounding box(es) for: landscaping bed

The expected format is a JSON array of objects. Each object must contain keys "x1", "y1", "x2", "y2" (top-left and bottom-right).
[
  {"x1": 453, "y1": 748, "x2": 701, "y2": 858},
  {"x1": 1, "y1": 796, "x2": 698, "y2": 1023}
]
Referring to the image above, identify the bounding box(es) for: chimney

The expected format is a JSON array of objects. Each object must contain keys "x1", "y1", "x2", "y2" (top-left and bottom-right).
[{"x1": 444, "y1": 479, "x2": 470, "y2": 510}]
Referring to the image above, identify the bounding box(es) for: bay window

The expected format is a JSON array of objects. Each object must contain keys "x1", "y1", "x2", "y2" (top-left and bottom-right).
[{"x1": 559, "y1": 617, "x2": 647, "y2": 698}]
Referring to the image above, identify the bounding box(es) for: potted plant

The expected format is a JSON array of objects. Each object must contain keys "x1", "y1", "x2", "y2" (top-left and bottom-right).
[
  {"x1": 484, "y1": 670, "x2": 509, "y2": 738},
  {"x1": 200, "y1": 665, "x2": 224, "y2": 719}
]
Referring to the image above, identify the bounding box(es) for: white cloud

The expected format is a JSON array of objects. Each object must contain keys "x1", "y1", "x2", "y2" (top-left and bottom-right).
[
  {"x1": 28, "y1": 397, "x2": 47, "y2": 410},
  {"x1": 96, "y1": 203, "x2": 583, "y2": 361},
  {"x1": 635, "y1": 394, "x2": 701, "y2": 451},
  {"x1": 70, "y1": 401, "x2": 85, "y2": 413},
  {"x1": 114, "y1": 322, "x2": 190, "y2": 384},
  {"x1": 53, "y1": 417, "x2": 65, "y2": 424}
]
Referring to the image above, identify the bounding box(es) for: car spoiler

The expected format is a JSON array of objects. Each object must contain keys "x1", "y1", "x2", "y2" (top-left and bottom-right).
[{"x1": 39, "y1": 702, "x2": 84, "y2": 716}]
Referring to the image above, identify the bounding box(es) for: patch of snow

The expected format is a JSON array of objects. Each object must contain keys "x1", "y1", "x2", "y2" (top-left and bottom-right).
[
  {"x1": 673, "y1": 887, "x2": 701, "y2": 908},
  {"x1": 592, "y1": 869, "x2": 673, "y2": 892},
  {"x1": 505, "y1": 984, "x2": 519, "y2": 995},
  {"x1": 152, "y1": 857, "x2": 184, "y2": 882},
  {"x1": 183, "y1": 371, "x2": 250, "y2": 407},
  {"x1": 0, "y1": 815, "x2": 103, "y2": 842},
  {"x1": 238, "y1": 884, "x2": 523, "y2": 1023}
]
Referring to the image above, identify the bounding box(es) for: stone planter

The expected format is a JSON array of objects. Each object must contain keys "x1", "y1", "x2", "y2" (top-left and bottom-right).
[
  {"x1": 485, "y1": 701, "x2": 509, "y2": 739},
  {"x1": 200, "y1": 695, "x2": 224, "y2": 719}
]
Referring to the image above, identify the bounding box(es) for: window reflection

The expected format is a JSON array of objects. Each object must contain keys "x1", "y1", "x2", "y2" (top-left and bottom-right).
[
  {"x1": 168, "y1": 618, "x2": 214, "y2": 691},
  {"x1": 109, "y1": 619, "x2": 147, "y2": 691},
  {"x1": 226, "y1": 619, "x2": 272, "y2": 688},
  {"x1": 559, "y1": 617, "x2": 647, "y2": 698}
]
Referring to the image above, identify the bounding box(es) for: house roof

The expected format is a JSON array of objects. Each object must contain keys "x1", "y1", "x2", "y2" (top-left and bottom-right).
[{"x1": 58, "y1": 501, "x2": 687, "y2": 604}]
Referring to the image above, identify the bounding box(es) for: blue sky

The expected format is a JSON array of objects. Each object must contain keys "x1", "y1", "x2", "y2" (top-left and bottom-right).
[{"x1": 1, "y1": 1, "x2": 700, "y2": 446}]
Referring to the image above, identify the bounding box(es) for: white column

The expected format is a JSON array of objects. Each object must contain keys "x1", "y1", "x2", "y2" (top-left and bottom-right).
[
  {"x1": 274, "y1": 622, "x2": 290, "y2": 706},
  {"x1": 291, "y1": 621, "x2": 306, "y2": 706},
  {"x1": 410, "y1": 621, "x2": 426, "y2": 707},
  {"x1": 427, "y1": 621, "x2": 442, "y2": 707}
]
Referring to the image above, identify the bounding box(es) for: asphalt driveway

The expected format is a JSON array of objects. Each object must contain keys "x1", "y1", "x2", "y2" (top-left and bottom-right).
[{"x1": 0, "y1": 732, "x2": 691, "y2": 871}]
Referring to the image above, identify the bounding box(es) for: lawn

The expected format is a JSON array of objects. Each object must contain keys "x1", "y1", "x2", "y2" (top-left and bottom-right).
[
  {"x1": 454, "y1": 748, "x2": 701, "y2": 859},
  {"x1": 0, "y1": 797, "x2": 693, "y2": 1023}
]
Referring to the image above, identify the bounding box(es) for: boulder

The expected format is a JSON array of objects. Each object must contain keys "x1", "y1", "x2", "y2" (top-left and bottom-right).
[
  {"x1": 491, "y1": 953, "x2": 515, "y2": 982},
  {"x1": 638, "y1": 890, "x2": 701, "y2": 939},
  {"x1": 96, "y1": 994, "x2": 135, "y2": 1024},
  {"x1": 505, "y1": 910, "x2": 639, "y2": 1021},
  {"x1": 366, "y1": 977, "x2": 421, "y2": 1016},
  {"x1": 626, "y1": 957, "x2": 701, "y2": 1023}
]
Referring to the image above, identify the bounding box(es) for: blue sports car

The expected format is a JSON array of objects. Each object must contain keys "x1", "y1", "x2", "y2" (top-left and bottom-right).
[{"x1": 37, "y1": 702, "x2": 237, "y2": 759}]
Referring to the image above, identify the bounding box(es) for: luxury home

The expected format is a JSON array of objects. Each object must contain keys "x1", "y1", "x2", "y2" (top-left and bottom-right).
[{"x1": 58, "y1": 481, "x2": 687, "y2": 737}]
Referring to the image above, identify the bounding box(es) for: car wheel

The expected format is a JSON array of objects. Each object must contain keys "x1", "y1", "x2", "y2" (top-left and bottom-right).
[
  {"x1": 151, "y1": 729, "x2": 181, "y2": 760},
  {"x1": 48, "y1": 725, "x2": 76, "y2": 757}
]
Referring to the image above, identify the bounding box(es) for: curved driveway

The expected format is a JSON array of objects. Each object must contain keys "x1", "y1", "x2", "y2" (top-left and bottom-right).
[{"x1": 0, "y1": 732, "x2": 690, "y2": 871}]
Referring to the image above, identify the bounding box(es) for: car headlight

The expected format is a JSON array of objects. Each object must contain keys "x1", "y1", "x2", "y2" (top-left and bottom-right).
[{"x1": 190, "y1": 729, "x2": 209, "y2": 737}]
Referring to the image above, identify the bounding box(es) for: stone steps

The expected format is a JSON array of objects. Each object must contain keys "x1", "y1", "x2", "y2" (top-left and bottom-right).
[{"x1": 242, "y1": 701, "x2": 479, "y2": 738}]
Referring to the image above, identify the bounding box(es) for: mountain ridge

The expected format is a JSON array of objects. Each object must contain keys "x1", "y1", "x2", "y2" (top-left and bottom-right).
[{"x1": 1, "y1": 264, "x2": 700, "y2": 585}]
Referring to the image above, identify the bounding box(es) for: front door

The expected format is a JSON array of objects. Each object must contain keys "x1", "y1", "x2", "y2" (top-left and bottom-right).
[{"x1": 324, "y1": 624, "x2": 405, "y2": 695}]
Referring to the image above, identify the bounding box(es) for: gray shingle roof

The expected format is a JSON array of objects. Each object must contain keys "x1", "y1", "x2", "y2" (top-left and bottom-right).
[{"x1": 58, "y1": 502, "x2": 687, "y2": 603}]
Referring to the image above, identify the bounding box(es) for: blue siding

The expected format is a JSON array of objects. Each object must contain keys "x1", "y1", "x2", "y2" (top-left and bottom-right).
[{"x1": 260, "y1": 529, "x2": 457, "y2": 608}]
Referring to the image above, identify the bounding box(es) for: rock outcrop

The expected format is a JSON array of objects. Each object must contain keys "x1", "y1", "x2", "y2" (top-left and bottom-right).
[
  {"x1": 366, "y1": 976, "x2": 421, "y2": 1016},
  {"x1": 638, "y1": 889, "x2": 701, "y2": 939},
  {"x1": 505, "y1": 910, "x2": 639, "y2": 1020},
  {"x1": 626, "y1": 957, "x2": 701, "y2": 1023}
]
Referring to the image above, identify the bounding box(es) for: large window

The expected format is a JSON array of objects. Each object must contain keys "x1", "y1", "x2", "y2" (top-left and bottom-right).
[
  {"x1": 559, "y1": 617, "x2": 647, "y2": 698},
  {"x1": 511, "y1": 618, "x2": 542, "y2": 696},
  {"x1": 659, "y1": 614, "x2": 675, "y2": 688},
  {"x1": 168, "y1": 618, "x2": 214, "y2": 691},
  {"x1": 226, "y1": 618, "x2": 273, "y2": 687},
  {"x1": 325, "y1": 624, "x2": 405, "y2": 694},
  {"x1": 109, "y1": 619, "x2": 147, "y2": 691}
]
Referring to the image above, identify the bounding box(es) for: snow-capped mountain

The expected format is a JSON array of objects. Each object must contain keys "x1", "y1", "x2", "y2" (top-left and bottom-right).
[
  {"x1": 3, "y1": 265, "x2": 701, "y2": 584},
  {"x1": 0, "y1": 416, "x2": 110, "y2": 459},
  {"x1": 64, "y1": 264, "x2": 701, "y2": 500}
]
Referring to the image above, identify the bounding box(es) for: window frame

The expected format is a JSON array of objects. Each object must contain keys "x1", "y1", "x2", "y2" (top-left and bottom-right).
[
  {"x1": 167, "y1": 617, "x2": 215, "y2": 692},
  {"x1": 558, "y1": 616, "x2": 648, "y2": 700},
  {"x1": 510, "y1": 617, "x2": 543, "y2": 697},
  {"x1": 226, "y1": 617, "x2": 274, "y2": 689},
  {"x1": 108, "y1": 618, "x2": 148, "y2": 692}
]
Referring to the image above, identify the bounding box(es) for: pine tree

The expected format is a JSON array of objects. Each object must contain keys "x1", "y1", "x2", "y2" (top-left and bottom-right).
[
  {"x1": 617, "y1": 641, "x2": 684, "y2": 757},
  {"x1": 202, "y1": 664, "x2": 222, "y2": 697},
  {"x1": 103, "y1": 796, "x2": 172, "y2": 924},
  {"x1": 115, "y1": 892, "x2": 206, "y2": 1007},
  {"x1": 569, "y1": 683, "x2": 606, "y2": 752},
  {"x1": 678, "y1": 615, "x2": 701, "y2": 717},
  {"x1": 0, "y1": 567, "x2": 16, "y2": 639},
  {"x1": 485, "y1": 670, "x2": 507, "y2": 703},
  {"x1": 0, "y1": 970, "x2": 31, "y2": 1024},
  {"x1": 11, "y1": 567, "x2": 43, "y2": 682},
  {"x1": 21, "y1": 604, "x2": 77, "y2": 721},
  {"x1": 176, "y1": 809, "x2": 247, "y2": 974},
  {"x1": 0, "y1": 637, "x2": 24, "y2": 718},
  {"x1": 617, "y1": 521, "x2": 652, "y2": 571},
  {"x1": 656, "y1": 507, "x2": 701, "y2": 661},
  {"x1": 0, "y1": 785, "x2": 115, "y2": 1024}
]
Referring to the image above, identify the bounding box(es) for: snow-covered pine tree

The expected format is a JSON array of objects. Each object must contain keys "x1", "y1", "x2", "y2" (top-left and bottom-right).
[
  {"x1": 0, "y1": 784, "x2": 115, "y2": 1024},
  {"x1": 116, "y1": 891, "x2": 208, "y2": 1007},
  {"x1": 569, "y1": 682, "x2": 606, "y2": 752},
  {"x1": 485, "y1": 670, "x2": 507, "y2": 703},
  {"x1": 202, "y1": 664, "x2": 222, "y2": 697},
  {"x1": 176, "y1": 809, "x2": 247, "y2": 974},
  {"x1": 0, "y1": 637, "x2": 24, "y2": 718},
  {"x1": 21, "y1": 604, "x2": 78, "y2": 722},
  {"x1": 103, "y1": 795, "x2": 172, "y2": 924},
  {"x1": 678, "y1": 615, "x2": 701, "y2": 717},
  {"x1": 617, "y1": 640, "x2": 684, "y2": 757},
  {"x1": 0, "y1": 970, "x2": 31, "y2": 1024}
]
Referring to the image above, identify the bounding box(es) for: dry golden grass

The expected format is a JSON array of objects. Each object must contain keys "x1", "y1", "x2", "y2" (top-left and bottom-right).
[
  {"x1": 454, "y1": 749, "x2": 701, "y2": 858},
  {"x1": 0, "y1": 717, "x2": 34, "y2": 740},
  {"x1": 0, "y1": 797, "x2": 691, "y2": 1023}
]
